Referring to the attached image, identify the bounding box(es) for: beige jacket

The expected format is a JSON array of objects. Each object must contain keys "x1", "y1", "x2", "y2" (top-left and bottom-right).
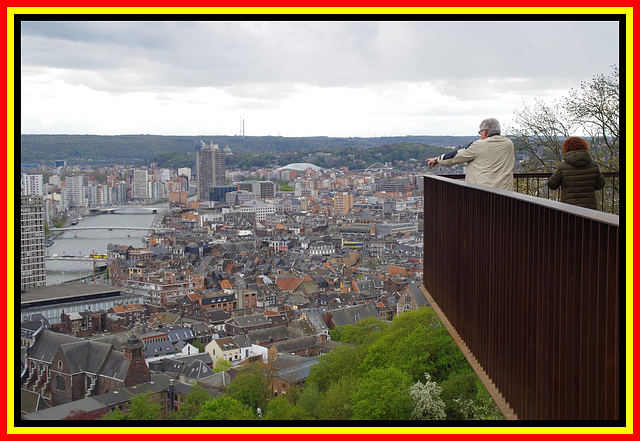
[{"x1": 436, "y1": 135, "x2": 515, "y2": 191}]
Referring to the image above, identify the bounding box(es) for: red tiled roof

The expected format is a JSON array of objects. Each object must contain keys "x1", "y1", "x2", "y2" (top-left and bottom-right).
[{"x1": 276, "y1": 277, "x2": 303, "y2": 292}]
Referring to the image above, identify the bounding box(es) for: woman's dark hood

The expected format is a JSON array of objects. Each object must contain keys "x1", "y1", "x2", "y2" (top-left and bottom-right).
[{"x1": 564, "y1": 150, "x2": 594, "y2": 168}]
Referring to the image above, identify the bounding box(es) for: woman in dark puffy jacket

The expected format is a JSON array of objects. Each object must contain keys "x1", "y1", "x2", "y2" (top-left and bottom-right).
[{"x1": 547, "y1": 137, "x2": 606, "y2": 210}]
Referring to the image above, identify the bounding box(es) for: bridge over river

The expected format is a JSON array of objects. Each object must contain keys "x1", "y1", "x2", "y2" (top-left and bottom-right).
[
  {"x1": 49, "y1": 226, "x2": 173, "y2": 233},
  {"x1": 88, "y1": 206, "x2": 160, "y2": 215},
  {"x1": 45, "y1": 255, "x2": 108, "y2": 262}
]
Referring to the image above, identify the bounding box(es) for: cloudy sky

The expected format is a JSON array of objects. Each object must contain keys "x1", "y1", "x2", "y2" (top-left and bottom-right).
[{"x1": 19, "y1": 18, "x2": 620, "y2": 137}]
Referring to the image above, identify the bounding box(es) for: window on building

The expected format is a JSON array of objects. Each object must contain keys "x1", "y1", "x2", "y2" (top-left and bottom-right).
[{"x1": 56, "y1": 375, "x2": 65, "y2": 391}]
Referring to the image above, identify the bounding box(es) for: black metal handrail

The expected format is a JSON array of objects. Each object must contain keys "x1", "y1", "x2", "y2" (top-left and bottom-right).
[
  {"x1": 435, "y1": 172, "x2": 620, "y2": 215},
  {"x1": 422, "y1": 174, "x2": 621, "y2": 420}
]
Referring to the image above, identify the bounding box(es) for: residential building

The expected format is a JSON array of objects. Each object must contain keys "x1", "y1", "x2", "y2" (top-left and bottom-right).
[
  {"x1": 196, "y1": 142, "x2": 225, "y2": 201},
  {"x1": 24, "y1": 331, "x2": 150, "y2": 406},
  {"x1": 21, "y1": 195, "x2": 46, "y2": 291},
  {"x1": 107, "y1": 304, "x2": 148, "y2": 328},
  {"x1": 128, "y1": 277, "x2": 196, "y2": 306},
  {"x1": 63, "y1": 175, "x2": 87, "y2": 208},
  {"x1": 238, "y1": 200, "x2": 276, "y2": 222},
  {"x1": 333, "y1": 191, "x2": 353, "y2": 215},
  {"x1": 205, "y1": 337, "x2": 242, "y2": 365},
  {"x1": 21, "y1": 173, "x2": 44, "y2": 196},
  {"x1": 133, "y1": 169, "x2": 149, "y2": 199}
]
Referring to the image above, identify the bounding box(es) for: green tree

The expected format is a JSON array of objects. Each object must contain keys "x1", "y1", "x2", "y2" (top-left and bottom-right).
[
  {"x1": 190, "y1": 339, "x2": 205, "y2": 353},
  {"x1": 126, "y1": 392, "x2": 164, "y2": 420},
  {"x1": 307, "y1": 344, "x2": 367, "y2": 393},
  {"x1": 226, "y1": 363, "x2": 272, "y2": 412},
  {"x1": 296, "y1": 382, "x2": 323, "y2": 418},
  {"x1": 316, "y1": 376, "x2": 357, "y2": 420},
  {"x1": 195, "y1": 396, "x2": 256, "y2": 420},
  {"x1": 172, "y1": 382, "x2": 212, "y2": 420},
  {"x1": 102, "y1": 407, "x2": 125, "y2": 421},
  {"x1": 440, "y1": 370, "x2": 480, "y2": 420},
  {"x1": 262, "y1": 395, "x2": 313, "y2": 420},
  {"x1": 103, "y1": 392, "x2": 163, "y2": 420},
  {"x1": 361, "y1": 308, "x2": 469, "y2": 383},
  {"x1": 330, "y1": 315, "x2": 389, "y2": 346},
  {"x1": 440, "y1": 372, "x2": 503, "y2": 420},
  {"x1": 351, "y1": 366, "x2": 413, "y2": 420},
  {"x1": 213, "y1": 358, "x2": 232, "y2": 373}
]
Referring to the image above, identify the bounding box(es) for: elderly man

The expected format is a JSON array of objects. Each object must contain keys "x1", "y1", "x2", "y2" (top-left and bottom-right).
[{"x1": 427, "y1": 118, "x2": 515, "y2": 191}]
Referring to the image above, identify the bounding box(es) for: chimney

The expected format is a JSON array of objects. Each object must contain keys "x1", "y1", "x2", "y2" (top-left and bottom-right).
[{"x1": 169, "y1": 379, "x2": 175, "y2": 412}]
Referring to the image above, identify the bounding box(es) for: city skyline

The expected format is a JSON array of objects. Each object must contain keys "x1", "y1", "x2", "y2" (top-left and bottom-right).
[{"x1": 19, "y1": 17, "x2": 621, "y2": 138}]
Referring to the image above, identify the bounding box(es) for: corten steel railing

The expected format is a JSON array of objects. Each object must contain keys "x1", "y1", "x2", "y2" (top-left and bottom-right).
[
  {"x1": 439, "y1": 172, "x2": 620, "y2": 215},
  {"x1": 422, "y1": 174, "x2": 621, "y2": 420}
]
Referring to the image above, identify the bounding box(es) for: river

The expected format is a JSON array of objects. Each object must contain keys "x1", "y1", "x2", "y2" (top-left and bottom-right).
[{"x1": 45, "y1": 206, "x2": 162, "y2": 285}]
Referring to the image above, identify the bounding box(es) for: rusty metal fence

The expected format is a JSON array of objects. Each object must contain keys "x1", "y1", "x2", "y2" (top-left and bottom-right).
[{"x1": 422, "y1": 174, "x2": 621, "y2": 420}]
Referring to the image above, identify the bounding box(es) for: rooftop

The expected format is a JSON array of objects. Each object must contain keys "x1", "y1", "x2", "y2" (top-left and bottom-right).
[{"x1": 21, "y1": 282, "x2": 124, "y2": 306}]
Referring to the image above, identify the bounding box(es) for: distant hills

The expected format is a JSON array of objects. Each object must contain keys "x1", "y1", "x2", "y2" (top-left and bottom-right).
[{"x1": 19, "y1": 134, "x2": 478, "y2": 168}]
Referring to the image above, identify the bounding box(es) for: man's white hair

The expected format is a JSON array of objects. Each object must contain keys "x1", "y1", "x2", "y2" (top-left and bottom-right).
[{"x1": 479, "y1": 118, "x2": 501, "y2": 135}]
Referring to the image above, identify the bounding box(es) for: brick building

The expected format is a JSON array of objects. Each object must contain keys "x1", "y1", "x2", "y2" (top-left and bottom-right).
[{"x1": 25, "y1": 331, "x2": 150, "y2": 407}]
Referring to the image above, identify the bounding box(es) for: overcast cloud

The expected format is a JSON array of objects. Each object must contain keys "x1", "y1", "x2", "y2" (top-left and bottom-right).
[{"x1": 19, "y1": 19, "x2": 620, "y2": 137}]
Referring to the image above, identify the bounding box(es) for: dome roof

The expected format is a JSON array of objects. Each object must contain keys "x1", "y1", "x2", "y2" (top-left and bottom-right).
[{"x1": 278, "y1": 163, "x2": 323, "y2": 172}]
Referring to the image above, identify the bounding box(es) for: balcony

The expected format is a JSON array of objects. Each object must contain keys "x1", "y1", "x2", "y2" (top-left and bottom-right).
[{"x1": 422, "y1": 174, "x2": 622, "y2": 421}]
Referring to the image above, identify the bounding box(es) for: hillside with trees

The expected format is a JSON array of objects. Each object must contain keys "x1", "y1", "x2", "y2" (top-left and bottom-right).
[{"x1": 19, "y1": 134, "x2": 475, "y2": 168}]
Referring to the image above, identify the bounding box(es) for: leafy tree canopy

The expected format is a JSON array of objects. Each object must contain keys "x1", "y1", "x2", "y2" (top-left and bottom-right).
[
  {"x1": 226, "y1": 363, "x2": 272, "y2": 411},
  {"x1": 351, "y1": 366, "x2": 413, "y2": 420},
  {"x1": 171, "y1": 382, "x2": 213, "y2": 421},
  {"x1": 195, "y1": 396, "x2": 257, "y2": 421}
]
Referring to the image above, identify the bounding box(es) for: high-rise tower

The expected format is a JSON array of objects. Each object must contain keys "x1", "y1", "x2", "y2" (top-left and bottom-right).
[
  {"x1": 21, "y1": 195, "x2": 47, "y2": 291},
  {"x1": 196, "y1": 142, "x2": 225, "y2": 201},
  {"x1": 132, "y1": 169, "x2": 149, "y2": 200}
]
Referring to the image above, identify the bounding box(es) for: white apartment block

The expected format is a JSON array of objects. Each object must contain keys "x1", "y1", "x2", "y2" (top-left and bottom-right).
[
  {"x1": 308, "y1": 241, "x2": 336, "y2": 256},
  {"x1": 133, "y1": 169, "x2": 149, "y2": 199},
  {"x1": 21, "y1": 174, "x2": 44, "y2": 196},
  {"x1": 64, "y1": 175, "x2": 87, "y2": 208},
  {"x1": 157, "y1": 169, "x2": 171, "y2": 182},
  {"x1": 238, "y1": 200, "x2": 276, "y2": 222},
  {"x1": 177, "y1": 167, "x2": 192, "y2": 179}
]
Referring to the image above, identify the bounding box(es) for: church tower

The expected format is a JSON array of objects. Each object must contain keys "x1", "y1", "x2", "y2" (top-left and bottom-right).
[{"x1": 123, "y1": 334, "x2": 151, "y2": 386}]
